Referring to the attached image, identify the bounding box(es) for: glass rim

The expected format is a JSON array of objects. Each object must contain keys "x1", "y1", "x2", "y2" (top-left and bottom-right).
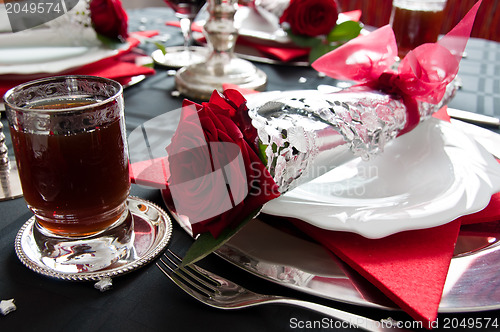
[{"x1": 3, "y1": 75, "x2": 123, "y2": 113}]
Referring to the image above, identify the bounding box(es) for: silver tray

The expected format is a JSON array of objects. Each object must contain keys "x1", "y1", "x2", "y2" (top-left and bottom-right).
[
  {"x1": 168, "y1": 198, "x2": 500, "y2": 313},
  {"x1": 15, "y1": 196, "x2": 172, "y2": 281}
]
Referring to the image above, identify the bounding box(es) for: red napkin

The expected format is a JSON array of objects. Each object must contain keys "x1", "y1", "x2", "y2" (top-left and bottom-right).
[
  {"x1": 341, "y1": 10, "x2": 362, "y2": 22},
  {"x1": 460, "y1": 194, "x2": 500, "y2": 225},
  {"x1": 292, "y1": 218, "x2": 461, "y2": 329},
  {"x1": 0, "y1": 31, "x2": 158, "y2": 96}
]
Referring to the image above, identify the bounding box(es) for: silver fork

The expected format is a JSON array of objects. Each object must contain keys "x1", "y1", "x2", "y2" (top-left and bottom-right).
[{"x1": 156, "y1": 250, "x2": 409, "y2": 332}]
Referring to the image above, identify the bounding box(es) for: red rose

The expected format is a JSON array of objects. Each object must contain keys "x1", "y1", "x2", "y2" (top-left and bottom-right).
[
  {"x1": 165, "y1": 90, "x2": 280, "y2": 238},
  {"x1": 89, "y1": 0, "x2": 129, "y2": 41},
  {"x1": 280, "y1": 0, "x2": 339, "y2": 37}
]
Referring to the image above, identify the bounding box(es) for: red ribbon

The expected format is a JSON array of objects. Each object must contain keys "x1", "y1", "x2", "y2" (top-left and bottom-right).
[{"x1": 312, "y1": 0, "x2": 482, "y2": 135}]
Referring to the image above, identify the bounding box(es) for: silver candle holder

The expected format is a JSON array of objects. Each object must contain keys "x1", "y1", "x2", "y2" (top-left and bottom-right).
[{"x1": 175, "y1": 0, "x2": 267, "y2": 100}]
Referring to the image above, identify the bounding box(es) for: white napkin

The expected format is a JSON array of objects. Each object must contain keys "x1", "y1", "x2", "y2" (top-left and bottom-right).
[
  {"x1": 0, "y1": 1, "x2": 100, "y2": 48},
  {"x1": 0, "y1": 4, "x2": 10, "y2": 32}
]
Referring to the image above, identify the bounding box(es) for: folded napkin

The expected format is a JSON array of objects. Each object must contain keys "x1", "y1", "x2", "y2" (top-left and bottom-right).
[
  {"x1": 0, "y1": 0, "x2": 96, "y2": 46},
  {"x1": 292, "y1": 217, "x2": 461, "y2": 329},
  {"x1": 128, "y1": 103, "x2": 500, "y2": 329},
  {"x1": 0, "y1": 4, "x2": 10, "y2": 33},
  {"x1": 0, "y1": 31, "x2": 157, "y2": 96},
  {"x1": 236, "y1": 37, "x2": 310, "y2": 62}
]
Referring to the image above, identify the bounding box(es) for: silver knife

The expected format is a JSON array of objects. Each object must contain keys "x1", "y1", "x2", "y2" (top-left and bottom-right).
[
  {"x1": 447, "y1": 108, "x2": 500, "y2": 128},
  {"x1": 451, "y1": 118, "x2": 500, "y2": 159}
]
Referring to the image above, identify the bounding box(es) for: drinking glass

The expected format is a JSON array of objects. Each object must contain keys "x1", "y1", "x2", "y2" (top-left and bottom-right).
[
  {"x1": 159, "y1": 0, "x2": 208, "y2": 68},
  {"x1": 390, "y1": 0, "x2": 448, "y2": 58},
  {"x1": 4, "y1": 75, "x2": 133, "y2": 272}
]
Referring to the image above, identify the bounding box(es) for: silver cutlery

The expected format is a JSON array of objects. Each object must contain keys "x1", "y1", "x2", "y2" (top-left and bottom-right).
[
  {"x1": 450, "y1": 119, "x2": 500, "y2": 159},
  {"x1": 157, "y1": 250, "x2": 409, "y2": 332},
  {"x1": 447, "y1": 108, "x2": 500, "y2": 128},
  {"x1": 123, "y1": 75, "x2": 146, "y2": 89}
]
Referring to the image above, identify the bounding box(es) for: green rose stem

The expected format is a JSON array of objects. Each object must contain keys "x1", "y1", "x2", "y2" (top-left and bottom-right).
[{"x1": 182, "y1": 209, "x2": 261, "y2": 266}]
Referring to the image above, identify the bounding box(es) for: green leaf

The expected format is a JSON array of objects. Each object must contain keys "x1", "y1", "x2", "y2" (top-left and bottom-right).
[
  {"x1": 286, "y1": 29, "x2": 322, "y2": 48},
  {"x1": 309, "y1": 43, "x2": 336, "y2": 63},
  {"x1": 96, "y1": 33, "x2": 125, "y2": 49},
  {"x1": 327, "y1": 21, "x2": 363, "y2": 43},
  {"x1": 257, "y1": 142, "x2": 268, "y2": 165},
  {"x1": 181, "y1": 208, "x2": 262, "y2": 266},
  {"x1": 154, "y1": 42, "x2": 167, "y2": 55}
]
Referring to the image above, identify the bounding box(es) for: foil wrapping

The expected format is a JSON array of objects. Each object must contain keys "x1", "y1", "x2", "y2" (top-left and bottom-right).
[{"x1": 248, "y1": 81, "x2": 459, "y2": 193}]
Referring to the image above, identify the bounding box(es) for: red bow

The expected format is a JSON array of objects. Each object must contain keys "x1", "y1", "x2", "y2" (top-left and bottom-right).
[{"x1": 312, "y1": 0, "x2": 482, "y2": 134}]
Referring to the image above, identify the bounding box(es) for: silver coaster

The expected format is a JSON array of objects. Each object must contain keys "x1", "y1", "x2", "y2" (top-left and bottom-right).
[{"x1": 15, "y1": 196, "x2": 172, "y2": 281}]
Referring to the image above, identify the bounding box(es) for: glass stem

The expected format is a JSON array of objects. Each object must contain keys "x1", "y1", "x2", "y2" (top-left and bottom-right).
[{"x1": 179, "y1": 17, "x2": 193, "y2": 51}]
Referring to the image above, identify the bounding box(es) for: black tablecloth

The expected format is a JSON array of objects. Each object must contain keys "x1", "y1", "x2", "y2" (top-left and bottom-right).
[{"x1": 1, "y1": 7, "x2": 500, "y2": 332}]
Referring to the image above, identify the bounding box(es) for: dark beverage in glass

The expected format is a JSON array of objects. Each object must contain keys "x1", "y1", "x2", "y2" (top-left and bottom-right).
[
  {"x1": 10, "y1": 107, "x2": 130, "y2": 236},
  {"x1": 5, "y1": 76, "x2": 130, "y2": 237},
  {"x1": 157, "y1": 0, "x2": 207, "y2": 68},
  {"x1": 390, "y1": 0, "x2": 447, "y2": 58},
  {"x1": 164, "y1": 0, "x2": 205, "y2": 19}
]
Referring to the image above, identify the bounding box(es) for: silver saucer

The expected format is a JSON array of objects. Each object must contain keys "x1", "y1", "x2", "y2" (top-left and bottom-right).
[
  {"x1": 15, "y1": 196, "x2": 172, "y2": 281},
  {"x1": 151, "y1": 47, "x2": 208, "y2": 69}
]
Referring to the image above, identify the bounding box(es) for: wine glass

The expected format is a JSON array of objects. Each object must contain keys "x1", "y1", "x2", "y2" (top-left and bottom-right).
[{"x1": 158, "y1": 0, "x2": 208, "y2": 68}]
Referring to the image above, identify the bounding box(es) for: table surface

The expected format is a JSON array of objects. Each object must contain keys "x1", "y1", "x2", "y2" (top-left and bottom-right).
[{"x1": 1, "y1": 7, "x2": 500, "y2": 332}]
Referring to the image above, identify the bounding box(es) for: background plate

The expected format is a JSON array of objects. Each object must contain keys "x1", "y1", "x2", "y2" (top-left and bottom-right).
[
  {"x1": 0, "y1": 43, "x2": 129, "y2": 75},
  {"x1": 164, "y1": 190, "x2": 500, "y2": 312}
]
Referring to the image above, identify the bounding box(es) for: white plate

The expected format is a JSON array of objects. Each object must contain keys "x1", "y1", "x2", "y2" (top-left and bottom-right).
[
  {"x1": 262, "y1": 117, "x2": 500, "y2": 238},
  {"x1": 162, "y1": 120, "x2": 500, "y2": 312},
  {"x1": 0, "y1": 43, "x2": 129, "y2": 75},
  {"x1": 164, "y1": 188, "x2": 500, "y2": 312},
  {"x1": 0, "y1": 47, "x2": 90, "y2": 65},
  {"x1": 242, "y1": 90, "x2": 500, "y2": 238}
]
